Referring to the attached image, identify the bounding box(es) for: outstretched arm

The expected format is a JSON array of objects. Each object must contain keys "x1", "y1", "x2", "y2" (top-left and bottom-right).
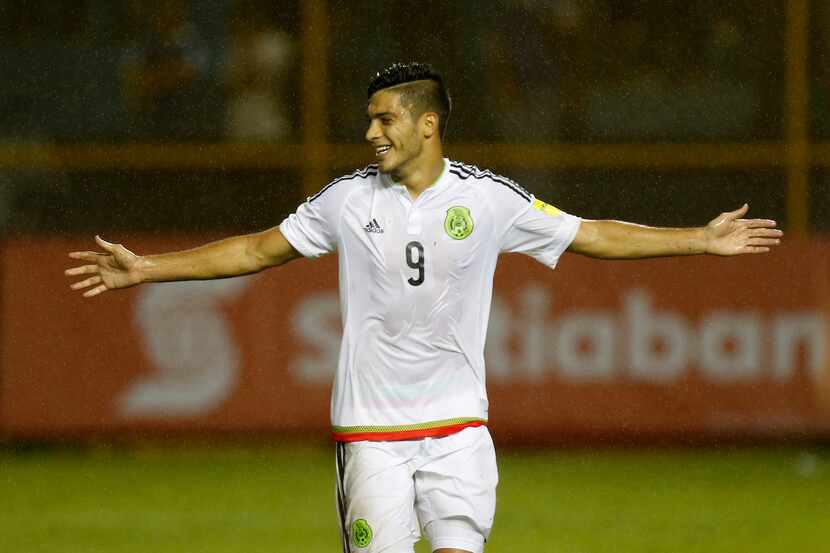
[
  {"x1": 568, "y1": 204, "x2": 782, "y2": 259},
  {"x1": 66, "y1": 227, "x2": 301, "y2": 297}
]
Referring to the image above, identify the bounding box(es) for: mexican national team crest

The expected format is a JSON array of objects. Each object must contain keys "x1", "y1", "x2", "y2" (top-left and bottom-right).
[
  {"x1": 351, "y1": 518, "x2": 373, "y2": 548},
  {"x1": 444, "y1": 206, "x2": 474, "y2": 240}
]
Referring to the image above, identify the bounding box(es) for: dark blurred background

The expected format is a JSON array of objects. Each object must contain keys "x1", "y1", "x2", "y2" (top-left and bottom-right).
[{"x1": 0, "y1": 0, "x2": 826, "y2": 238}]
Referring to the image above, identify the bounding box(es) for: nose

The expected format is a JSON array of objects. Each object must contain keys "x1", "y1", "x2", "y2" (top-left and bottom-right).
[{"x1": 365, "y1": 119, "x2": 381, "y2": 143}]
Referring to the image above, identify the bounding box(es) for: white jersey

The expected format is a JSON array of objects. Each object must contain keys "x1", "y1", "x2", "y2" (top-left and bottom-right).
[{"x1": 280, "y1": 159, "x2": 581, "y2": 441}]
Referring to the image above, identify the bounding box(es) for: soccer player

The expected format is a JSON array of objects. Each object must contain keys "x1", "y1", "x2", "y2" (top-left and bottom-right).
[{"x1": 66, "y1": 62, "x2": 782, "y2": 553}]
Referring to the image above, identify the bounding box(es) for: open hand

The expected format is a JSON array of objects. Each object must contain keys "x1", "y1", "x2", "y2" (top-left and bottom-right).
[
  {"x1": 65, "y1": 236, "x2": 143, "y2": 297},
  {"x1": 704, "y1": 204, "x2": 783, "y2": 255}
]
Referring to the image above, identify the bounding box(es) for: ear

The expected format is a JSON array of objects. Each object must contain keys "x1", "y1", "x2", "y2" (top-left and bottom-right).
[{"x1": 421, "y1": 111, "x2": 439, "y2": 139}]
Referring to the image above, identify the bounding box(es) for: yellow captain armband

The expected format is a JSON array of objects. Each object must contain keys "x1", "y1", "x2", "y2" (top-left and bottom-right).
[{"x1": 532, "y1": 198, "x2": 562, "y2": 217}]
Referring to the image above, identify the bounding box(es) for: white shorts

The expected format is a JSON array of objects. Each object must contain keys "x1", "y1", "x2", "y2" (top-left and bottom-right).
[{"x1": 335, "y1": 426, "x2": 498, "y2": 553}]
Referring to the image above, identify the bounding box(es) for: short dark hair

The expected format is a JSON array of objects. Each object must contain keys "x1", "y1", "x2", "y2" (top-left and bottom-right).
[{"x1": 367, "y1": 62, "x2": 452, "y2": 140}]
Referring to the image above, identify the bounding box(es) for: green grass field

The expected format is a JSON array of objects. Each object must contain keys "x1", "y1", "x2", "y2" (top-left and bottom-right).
[{"x1": 1, "y1": 443, "x2": 827, "y2": 552}]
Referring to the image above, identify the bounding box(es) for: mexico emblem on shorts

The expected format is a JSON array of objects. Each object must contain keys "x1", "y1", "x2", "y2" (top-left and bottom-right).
[
  {"x1": 444, "y1": 206, "x2": 474, "y2": 240},
  {"x1": 351, "y1": 518, "x2": 373, "y2": 548}
]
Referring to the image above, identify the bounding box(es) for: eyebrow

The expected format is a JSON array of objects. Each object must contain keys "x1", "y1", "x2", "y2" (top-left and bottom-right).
[{"x1": 366, "y1": 111, "x2": 396, "y2": 120}]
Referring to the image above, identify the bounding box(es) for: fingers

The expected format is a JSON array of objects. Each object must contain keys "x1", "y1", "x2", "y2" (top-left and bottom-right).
[
  {"x1": 723, "y1": 226, "x2": 782, "y2": 255},
  {"x1": 68, "y1": 234, "x2": 118, "y2": 260},
  {"x1": 748, "y1": 228, "x2": 783, "y2": 238},
  {"x1": 733, "y1": 227, "x2": 782, "y2": 240},
  {"x1": 65, "y1": 264, "x2": 99, "y2": 277},
  {"x1": 726, "y1": 203, "x2": 749, "y2": 219},
  {"x1": 746, "y1": 237, "x2": 781, "y2": 247},
  {"x1": 66, "y1": 237, "x2": 123, "y2": 298},
  {"x1": 745, "y1": 226, "x2": 782, "y2": 246},
  {"x1": 95, "y1": 235, "x2": 116, "y2": 252},
  {"x1": 734, "y1": 228, "x2": 782, "y2": 251},
  {"x1": 70, "y1": 275, "x2": 102, "y2": 291},
  {"x1": 708, "y1": 204, "x2": 750, "y2": 230},
  {"x1": 737, "y1": 218, "x2": 780, "y2": 230},
  {"x1": 68, "y1": 251, "x2": 107, "y2": 261},
  {"x1": 83, "y1": 284, "x2": 108, "y2": 298},
  {"x1": 741, "y1": 246, "x2": 771, "y2": 254}
]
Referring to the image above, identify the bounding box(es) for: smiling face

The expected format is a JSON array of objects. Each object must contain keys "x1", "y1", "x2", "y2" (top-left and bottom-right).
[{"x1": 365, "y1": 89, "x2": 427, "y2": 177}]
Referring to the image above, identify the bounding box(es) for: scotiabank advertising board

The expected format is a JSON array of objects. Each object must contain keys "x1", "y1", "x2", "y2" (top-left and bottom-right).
[{"x1": 1, "y1": 237, "x2": 828, "y2": 443}]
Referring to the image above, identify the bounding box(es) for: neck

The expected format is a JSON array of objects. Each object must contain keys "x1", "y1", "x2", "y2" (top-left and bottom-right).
[{"x1": 392, "y1": 148, "x2": 445, "y2": 200}]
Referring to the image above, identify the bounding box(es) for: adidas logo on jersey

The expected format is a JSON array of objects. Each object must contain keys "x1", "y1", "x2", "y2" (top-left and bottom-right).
[{"x1": 364, "y1": 218, "x2": 384, "y2": 233}]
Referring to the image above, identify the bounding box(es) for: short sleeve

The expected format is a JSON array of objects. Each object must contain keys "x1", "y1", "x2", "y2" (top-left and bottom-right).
[
  {"x1": 501, "y1": 197, "x2": 581, "y2": 269},
  {"x1": 279, "y1": 182, "x2": 343, "y2": 258},
  {"x1": 280, "y1": 165, "x2": 377, "y2": 258}
]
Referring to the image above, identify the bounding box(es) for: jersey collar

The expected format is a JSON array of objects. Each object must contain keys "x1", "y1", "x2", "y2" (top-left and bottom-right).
[{"x1": 382, "y1": 158, "x2": 452, "y2": 200}]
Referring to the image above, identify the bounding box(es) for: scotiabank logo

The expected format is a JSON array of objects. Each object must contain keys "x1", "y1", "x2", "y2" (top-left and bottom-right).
[
  {"x1": 487, "y1": 286, "x2": 826, "y2": 384},
  {"x1": 115, "y1": 281, "x2": 827, "y2": 421},
  {"x1": 291, "y1": 286, "x2": 828, "y2": 385}
]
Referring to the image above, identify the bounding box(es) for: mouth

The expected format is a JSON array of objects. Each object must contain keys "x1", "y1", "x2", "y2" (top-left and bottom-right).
[{"x1": 375, "y1": 145, "x2": 392, "y2": 158}]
